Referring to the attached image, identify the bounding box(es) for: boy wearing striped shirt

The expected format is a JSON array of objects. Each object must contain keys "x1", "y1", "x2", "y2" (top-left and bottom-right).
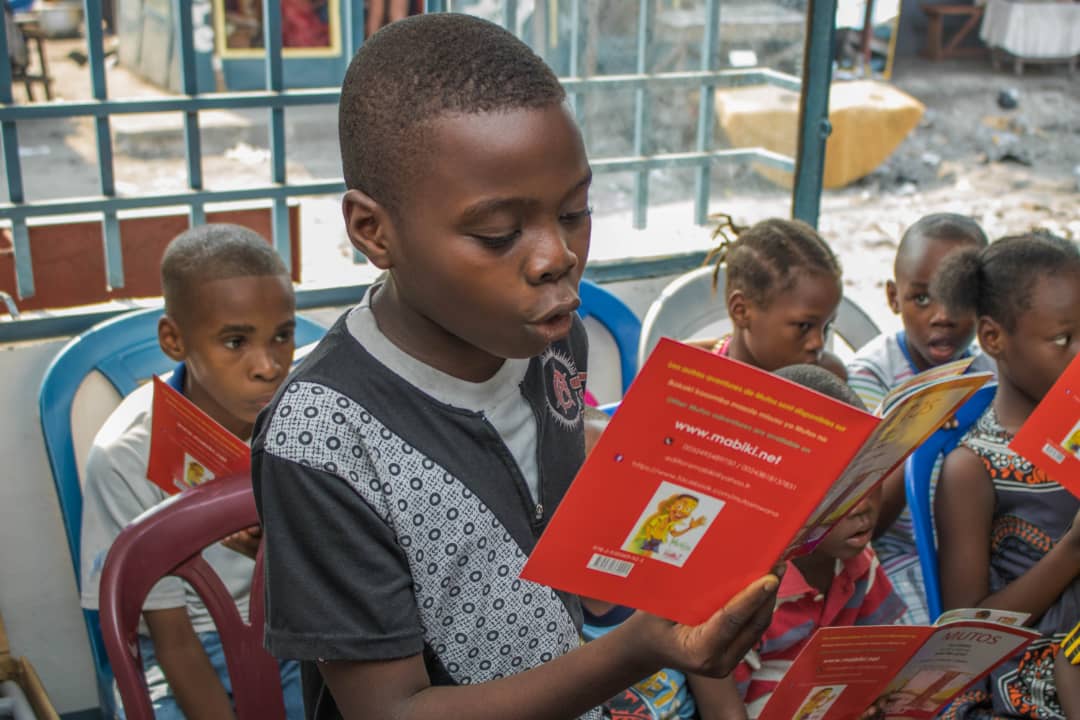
[{"x1": 847, "y1": 214, "x2": 993, "y2": 625}]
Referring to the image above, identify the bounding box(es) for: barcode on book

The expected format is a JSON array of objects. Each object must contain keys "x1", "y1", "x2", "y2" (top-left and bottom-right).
[
  {"x1": 587, "y1": 553, "x2": 634, "y2": 578},
  {"x1": 1042, "y1": 443, "x2": 1066, "y2": 464}
]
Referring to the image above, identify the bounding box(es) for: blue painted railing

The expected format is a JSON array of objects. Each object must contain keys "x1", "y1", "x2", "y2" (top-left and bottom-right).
[{"x1": 0, "y1": 0, "x2": 835, "y2": 340}]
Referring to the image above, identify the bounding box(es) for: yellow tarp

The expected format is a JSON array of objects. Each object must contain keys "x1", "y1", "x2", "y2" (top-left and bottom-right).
[{"x1": 714, "y1": 80, "x2": 925, "y2": 189}]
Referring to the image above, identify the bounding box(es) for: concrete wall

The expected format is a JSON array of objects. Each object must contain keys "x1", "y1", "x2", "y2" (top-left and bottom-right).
[{"x1": 0, "y1": 275, "x2": 674, "y2": 716}]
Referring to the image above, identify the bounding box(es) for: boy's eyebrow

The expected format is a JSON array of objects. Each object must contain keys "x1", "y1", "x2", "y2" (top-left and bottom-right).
[
  {"x1": 215, "y1": 319, "x2": 296, "y2": 335},
  {"x1": 459, "y1": 170, "x2": 593, "y2": 224}
]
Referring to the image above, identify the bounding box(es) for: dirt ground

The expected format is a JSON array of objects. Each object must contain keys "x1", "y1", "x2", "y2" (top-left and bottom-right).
[{"x1": 2, "y1": 37, "x2": 1077, "y2": 327}]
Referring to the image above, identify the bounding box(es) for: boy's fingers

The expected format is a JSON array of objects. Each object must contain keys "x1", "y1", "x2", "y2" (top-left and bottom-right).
[{"x1": 702, "y1": 575, "x2": 778, "y2": 671}]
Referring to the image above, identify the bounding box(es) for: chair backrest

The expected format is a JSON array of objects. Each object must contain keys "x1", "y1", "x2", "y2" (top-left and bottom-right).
[
  {"x1": 99, "y1": 474, "x2": 285, "y2": 720},
  {"x1": 578, "y1": 279, "x2": 642, "y2": 399},
  {"x1": 38, "y1": 307, "x2": 325, "y2": 714},
  {"x1": 636, "y1": 265, "x2": 881, "y2": 368},
  {"x1": 903, "y1": 383, "x2": 997, "y2": 622}
]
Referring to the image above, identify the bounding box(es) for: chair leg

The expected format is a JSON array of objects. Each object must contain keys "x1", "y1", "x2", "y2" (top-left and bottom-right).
[
  {"x1": 925, "y1": 15, "x2": 944, "y2": 61},
  {"x1": 35, "y1": 38, "x2": 53, "y2": 101},
  {"x1": 943, "y1": 10, "x2": 983, "y2": 58}
]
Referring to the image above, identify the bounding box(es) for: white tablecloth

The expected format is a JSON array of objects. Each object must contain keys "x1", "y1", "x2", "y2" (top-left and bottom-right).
[{"x1": 980, "y1": 0, "x2": 1080, "y2": 58}]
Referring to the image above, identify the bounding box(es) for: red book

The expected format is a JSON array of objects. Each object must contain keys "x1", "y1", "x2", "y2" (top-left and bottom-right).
[
  {"x1": 520, "y1": 339, "x2": 991, "y2": 625},
  {"x1": 1009, "y1": 352, "x2": 1080, "y2": 498},
  {"x1": 757, "y1": 610, "x2": 1038, "y2": 720},
  {"x1": 146, "y1": 376, "x2": 250, "y2": 495}
]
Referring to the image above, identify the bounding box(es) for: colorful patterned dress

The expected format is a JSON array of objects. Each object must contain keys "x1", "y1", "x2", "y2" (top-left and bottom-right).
[{"x1": 941, "y1": 406, "x2": 1080, "y2": 720}]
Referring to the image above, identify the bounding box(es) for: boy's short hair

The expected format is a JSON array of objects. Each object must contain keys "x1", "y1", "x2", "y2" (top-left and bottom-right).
[
  {"x1": 895, "y1": 213, "x2": 989, "y2": 275},
  {"x1": 774, "y1": 364, "x2": 866, "y2": 412},
  {"x1": 338, "y1": 13, "x2": 566, "y2": 215},
  {"x1": 161, "y1": 223, "x2": 288, "y2": 322}
]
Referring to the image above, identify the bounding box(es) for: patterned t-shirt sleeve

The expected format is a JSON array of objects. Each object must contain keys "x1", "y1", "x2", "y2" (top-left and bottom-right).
[
  {"x1": 253, "y1": 443, "x2": 424, "y2": 661},
  {"x1": 846, "y1": 334, "x2": 892, "y2": 413}
]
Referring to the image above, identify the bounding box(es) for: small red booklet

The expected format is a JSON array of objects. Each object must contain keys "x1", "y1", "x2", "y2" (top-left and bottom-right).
[
  {"x1": 757, "y1": 609, "x2": 1038, "y2": 720},
  {"x1": 520, "y1": 339, "x2": 990, "y2": 625},
  {"x1": 1010, "y1": 352, "x2": 1080, "y2": 498},
  {"x1": 146, "y1": 377, "x2": 250, "y2": 495}
]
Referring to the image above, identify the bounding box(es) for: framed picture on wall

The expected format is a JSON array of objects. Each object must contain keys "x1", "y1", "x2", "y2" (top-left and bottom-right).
[{"x1": 214, "y1": 0, "x2": 341, "y2": 57}]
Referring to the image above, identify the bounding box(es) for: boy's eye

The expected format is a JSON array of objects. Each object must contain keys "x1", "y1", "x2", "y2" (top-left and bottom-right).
[
  {"x1": 913, "y1": 293, "x2": 931, "y2": 308},
  {"x1": 1053, "y1": 333, "x2": 1071, "y2": 347},
  {"x1": 274, "y1": 330, "x2": 294, "y2": 344},
  {"x1": 795, "y1": 322, "x2": 813, "y2": 334},
  {"x1": 223, "y1": 336, "x2": 245, "y2": 350},
  {"x1": 560, "y1": 206, "x2": 593, "y2": 225},
  {"x1": 471, "y1": 230, "x2": 521, "y2": 249}
]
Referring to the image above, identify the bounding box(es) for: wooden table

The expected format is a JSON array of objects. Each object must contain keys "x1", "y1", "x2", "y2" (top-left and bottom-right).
[{"x1": 920, "y1": 3, "x2": 986, "y2": 61}]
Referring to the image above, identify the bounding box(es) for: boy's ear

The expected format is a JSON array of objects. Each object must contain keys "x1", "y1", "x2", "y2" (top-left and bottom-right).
[
  {"x1": 343, "y1": 189, "x2": 394, "y2": 270},
  {"x1": 158, "y1": 315, "x2": 186, "y2": 362},
  {"x1": 728, "y1": 289, "x2": 751, "y2": 329},
  {"x1": 885, "y1": 280, "x2": 900, "y2": 314},
  {"x1": 976, "y1": 315, "x2": 1004, "y2": 358}
]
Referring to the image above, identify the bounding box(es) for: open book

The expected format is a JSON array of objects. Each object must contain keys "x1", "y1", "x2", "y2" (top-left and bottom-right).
[
  {"x1": 520, "y1": 339, "x2": 991, "y2": 624},
  {"x1": 757, "y1": 609, "x2": 1038, "y2": 720},
  {"x1": 1010, "y1": 351, "x2": 1080, "y2": 498},
  {"x1": 146, "y1": 376, "x2": 250, "y2": 495}
]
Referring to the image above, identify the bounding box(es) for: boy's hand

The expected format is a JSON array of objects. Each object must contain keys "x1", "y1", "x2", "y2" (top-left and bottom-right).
[
  {"x1": 623, "y1": 573, "x2": 779, "y2": 678},
  {"x1": 221, "y1": 525, "x2": 262, "y2": 559}
]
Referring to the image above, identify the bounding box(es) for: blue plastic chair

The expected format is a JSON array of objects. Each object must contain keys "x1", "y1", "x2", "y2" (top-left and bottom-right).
[
  {"x1": 39, "y1": 307, "x2": 326, "y2": 716},
  {"x1": 903, "y1": 383, "x2": 997, "y2": 622},
  {"x1": 578, "y1": 279, "x2": 642, "y2": 397}
]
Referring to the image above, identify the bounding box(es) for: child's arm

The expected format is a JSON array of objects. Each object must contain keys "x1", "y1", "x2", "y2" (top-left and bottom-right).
[
  {"x1": 936, "y1": 447, "x2": 1080, "y2": 615},
  {"x1": 144, "y1": 607, "x2": 236, "y2": 719},
  {"x1": 318, "y1": 576, "x2": 778, "y2": 720},
  {"x1": 686, "y1": 673, "x2": 748, "y2": 720},
  {"x1": 873, "y1": 466, "x2": 907, "y2": 539}
]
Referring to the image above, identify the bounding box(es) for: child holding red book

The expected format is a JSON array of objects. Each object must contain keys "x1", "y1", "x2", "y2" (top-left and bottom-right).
[
  {"x1": 933, "y1": 233, "x2": 1080, "y2": 719},
  {"x1": 706, "y1": 365, "x2": 905, "y2": 719}
]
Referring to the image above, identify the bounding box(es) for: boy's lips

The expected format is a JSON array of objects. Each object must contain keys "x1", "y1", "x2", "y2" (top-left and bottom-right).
[
  {"x1": 528, "y1": 298, "x2": 580, "y2": 342},
  {"x1": 843, "y1": 525, "x2": 874, "y2": 548},
  {"x1": 925, "y1": 336, "x2": 960, "y2": 362}
]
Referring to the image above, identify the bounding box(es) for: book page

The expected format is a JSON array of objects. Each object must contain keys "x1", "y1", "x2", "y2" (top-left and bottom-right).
[
  {"x1": 757, "y1": 626, "x2": 930, "y2": 720},
  {"x1": 878, "y1": 357, "x2": 974, "y2": 416},
  {"x1": 877, "y1": 621, "x2": 1039, "y2": 719},
  {"x1": 1010, "y1": 352, "x2": 1080, "y2": 498},
  {"x1": 788, "y1": 372, "x2": 991, "y2": 554},
  {"x1": 146, "y1": 377, "x2": 251, "y2": 495},
  {"x1": 520, "y1": 339, "x2": 880, "y2": 625}
]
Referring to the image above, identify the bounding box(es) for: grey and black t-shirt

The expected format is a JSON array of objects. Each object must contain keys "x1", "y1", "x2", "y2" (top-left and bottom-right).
[{"x1": 252, "y1": 289, "x2": 598, "y2": 720}]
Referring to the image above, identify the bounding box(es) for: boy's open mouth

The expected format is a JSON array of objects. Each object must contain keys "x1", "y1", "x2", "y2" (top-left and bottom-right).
[{"x1": 925, "y1": 336, "x2": 960, "y2": 362}]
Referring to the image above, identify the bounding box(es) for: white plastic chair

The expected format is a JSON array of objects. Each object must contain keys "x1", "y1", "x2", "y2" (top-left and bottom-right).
[{"x1": 637, "y1": 266, "x2": 881, "y2": 368}]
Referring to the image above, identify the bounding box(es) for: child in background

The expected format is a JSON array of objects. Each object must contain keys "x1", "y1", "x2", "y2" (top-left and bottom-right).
[
  {"x1": 691, "y1": 217, "x2": 848, "y2": 381},
  {"x1": 847, "y1": 213, "x2": 992, "y2": 626},
  {"x1": 80, "y1": 224, "x2": 303, "y2": 719},
  {"x1": 709, "y1": 364, "x2": 906, "y2": 719},
  {"x1": 580, "y1": 408, "x2": 733, "y2": 720},
  {"x1": 934, "y1": 233, "x2": 1080, "y2": 719},
  {"x1": 251, "y1": 15, "x2": 779, "y2": 720}
]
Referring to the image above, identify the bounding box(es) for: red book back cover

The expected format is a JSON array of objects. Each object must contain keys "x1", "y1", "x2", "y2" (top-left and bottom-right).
[
  {"x1": 1010, "y1": 352, "x2": 1080, "y2": 498},
  {"x1": 520, "y1": 339, "x2": 880, "y2": 625},
  {"x1": 146, "y1": 376, "x2": 251, "y2": 495}
]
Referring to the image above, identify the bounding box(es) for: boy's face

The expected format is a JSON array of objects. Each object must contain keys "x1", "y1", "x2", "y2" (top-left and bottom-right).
[
  {"x1": 887, "y1": 237, "x2": 977, "y2": 372},
  {"x1": 348, "y1": 103, "x2": 592, "y2": 380},
  {"x1": 816, "y1": 486, "x2": 880, "y2": 561},
  {"x1": 161, "y1": 274, "x2": 296, "y2": 438}
]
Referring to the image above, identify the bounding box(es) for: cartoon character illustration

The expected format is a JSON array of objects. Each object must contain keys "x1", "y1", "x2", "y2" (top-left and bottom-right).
[
  {"x1": 1063, "y1": 422, "x2": 1080, "y2": 458},
  {"x1": 630, "y1": 493, "x2": 706, "y2": 557},
  {"x1": 794, "y1": 685, "x2": 844, "y2": 720}
]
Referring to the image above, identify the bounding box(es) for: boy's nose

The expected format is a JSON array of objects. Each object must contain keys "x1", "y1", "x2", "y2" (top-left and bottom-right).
[
  {"x1": 525, "y1": 225, "x2": 579, "y2": 284},
  {"x1": 928, "y1": 301, "x2": 956, "y2": 326},
  {"x1": 251, "y1": 347, "x2": 284, "y2": 380}
]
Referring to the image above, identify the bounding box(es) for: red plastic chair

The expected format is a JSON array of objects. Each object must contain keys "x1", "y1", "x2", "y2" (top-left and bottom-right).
[{"x1": 98, "y1": 474, "x2": 285, "y2": 720}]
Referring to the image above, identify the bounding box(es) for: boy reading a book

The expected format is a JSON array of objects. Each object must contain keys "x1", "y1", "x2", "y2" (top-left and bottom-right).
[
  {"x1": 847, "y1": 213, "x2": 992, "y2": 625},
  {"x1": 80, "y1": 224, "x2": 303, "y2": 718},
  {"x1": 709, "y1": 365, "x2": 906, "y2": 719},
  {"x1": 251, "y1": 14, "x2": 780, "y2": 720}
]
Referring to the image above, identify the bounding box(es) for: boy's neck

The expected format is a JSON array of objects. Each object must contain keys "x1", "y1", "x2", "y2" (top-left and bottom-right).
[
  {"x1": 791, "y1": 551, "x2": 835, "y2": 596},
  {"x1": 371, "y1": 280, "x2": 506, "y2": 383},
  {"x1": 724, "y1": 332, "x2": 756, "y2": 367}
]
